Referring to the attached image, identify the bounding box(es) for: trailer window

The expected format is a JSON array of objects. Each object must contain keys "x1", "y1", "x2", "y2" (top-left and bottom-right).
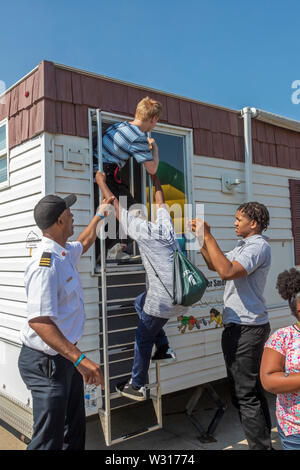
[
  {"x1": 0, "y1": 122, "x2": 8, "y2": 186},
  {"x1": 150, "y1": 131, "x2": 187, "y2": 236}
]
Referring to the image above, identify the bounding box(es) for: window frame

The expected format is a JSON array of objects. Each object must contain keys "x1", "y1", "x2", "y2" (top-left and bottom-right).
[
  {"x1": 90, "y1": 110, "x2": 196, "y2": 269},
  {"x1": 0, "y1": 118, "x2": 9, "y2": 190}
]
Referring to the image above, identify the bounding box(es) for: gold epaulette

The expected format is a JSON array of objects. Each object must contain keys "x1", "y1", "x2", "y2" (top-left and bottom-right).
[{"x1": 39, "y1": 252, "x2": 52, "y2": 268}]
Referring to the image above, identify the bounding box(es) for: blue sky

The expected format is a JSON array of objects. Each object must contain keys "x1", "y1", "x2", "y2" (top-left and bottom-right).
[{"x1": 1, "y1": 0, "x2": 300, "y2": 120}]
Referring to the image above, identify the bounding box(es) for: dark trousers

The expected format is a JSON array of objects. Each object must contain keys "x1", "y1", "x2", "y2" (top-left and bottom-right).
[
  {"x1": 98, "y1": 164, "x2": 138, "y2": 252},
  {"x1": 18, "y1": 345, "x2": 86, "y2": 450},
  {"x1": 131, "y1": 292, "x2": 169, "y2": 388},
  {"x1": 221, "y1": 323, "x2": 272, "y2": 450},
  {"x1": 103, "y1": 164, "x2": 137, "y2": 207}
]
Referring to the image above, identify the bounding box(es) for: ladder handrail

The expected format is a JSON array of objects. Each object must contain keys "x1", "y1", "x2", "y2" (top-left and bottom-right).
[
  {"x1": 147, "y1": 131, "x2": 154, "y2": 222},
  {"x1": 96, "y1": 109, "x2": 112, "y2": 444}
]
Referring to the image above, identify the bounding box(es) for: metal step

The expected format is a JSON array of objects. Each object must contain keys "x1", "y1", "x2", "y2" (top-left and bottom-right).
[
  {"x1": 98, "y1": 362, "x2": 162, "y2": 446},
  {"x1": 0, "y1": 390, "x2": 33, "y2": 441}
]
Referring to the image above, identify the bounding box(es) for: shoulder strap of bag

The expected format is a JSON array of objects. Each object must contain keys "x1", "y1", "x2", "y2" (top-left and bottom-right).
[{"x1": 142, "y1": 251, "x2": 173, "y2": 300}]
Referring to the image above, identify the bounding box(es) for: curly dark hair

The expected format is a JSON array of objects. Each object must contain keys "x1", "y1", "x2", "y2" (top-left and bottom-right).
[
  {"x1": 237, "y1": 202, "x2": 270, "y2": 232},
  {"x1": 276, "y1": 268, "x2": 300, "y2": 317}
]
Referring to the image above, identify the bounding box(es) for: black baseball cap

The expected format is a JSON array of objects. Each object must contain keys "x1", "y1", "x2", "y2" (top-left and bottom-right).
[{"x1": 34, "y1": 194, "x2": 77, "y2": 230}]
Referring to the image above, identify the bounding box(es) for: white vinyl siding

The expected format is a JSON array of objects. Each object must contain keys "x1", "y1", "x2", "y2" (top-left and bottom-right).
[
  {"x1": 0, "y1": 136, "x2": 44, "y2": 406},
  {"x1": 44, "y1": 133, "x2": 100, "y2": 364},
  {"x1": 0, "y1": 136, "x2": 43, "y2": 347}
]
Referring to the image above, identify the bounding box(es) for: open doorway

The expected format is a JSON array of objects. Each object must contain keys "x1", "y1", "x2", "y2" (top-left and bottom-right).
[
  {"x1": 91, "y1": 111, "x2": 192, "y2": 271},
  {"x1": 92, "y1": 119, "x2": 144, "y2": 269}
]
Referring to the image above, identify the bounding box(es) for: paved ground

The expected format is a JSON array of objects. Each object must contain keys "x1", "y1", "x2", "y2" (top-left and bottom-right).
[
  {"x1": 0, "y1": 423, "x2": 27, "y2": 450},
  {"x1": 0, "y1": 379, "x2": 282, "y2": 451}
]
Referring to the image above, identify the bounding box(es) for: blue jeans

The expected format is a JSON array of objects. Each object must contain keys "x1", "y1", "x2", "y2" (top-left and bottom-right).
[
  {"x1": 131, "y1": 292, "x2": 169, "y2": 388},
  {"x1": 277, "y1": 419, "x2": 300, "y2": 450}
]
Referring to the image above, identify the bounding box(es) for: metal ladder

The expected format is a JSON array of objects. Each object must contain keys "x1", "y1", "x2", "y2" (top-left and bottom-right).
[{"x1": 93, "y1": 109, "x2": 163, "y2": 446}]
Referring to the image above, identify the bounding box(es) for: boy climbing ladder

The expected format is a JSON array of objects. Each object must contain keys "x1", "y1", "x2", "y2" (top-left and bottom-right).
[
  {"x1": 94, "y1": 97, "x2": 162, "y2": 258},
  {"x1": 96, "y1": 171, "x2": 188, "y2": 401}
]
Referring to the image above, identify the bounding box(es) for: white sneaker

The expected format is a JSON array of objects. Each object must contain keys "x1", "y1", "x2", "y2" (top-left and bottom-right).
[
  {"x1": 152, "y1": 347, "x2": 177, "y2": 363},
  {"x1": 107, "y1": 243, "x2": 130, "y2": 260}
]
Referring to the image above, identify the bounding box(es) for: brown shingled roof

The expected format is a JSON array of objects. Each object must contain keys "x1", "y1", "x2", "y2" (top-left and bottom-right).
[{"x1": 1, "y1": 60, "x2": 300, "y2": 170}]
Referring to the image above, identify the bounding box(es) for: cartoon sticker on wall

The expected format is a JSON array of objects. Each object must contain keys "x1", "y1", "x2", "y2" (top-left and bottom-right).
[
  {"x1": 177, "y1": 308, "x2": 223, "y2": 333},
  {"x1": 177, "y1": 316, "x2": 200, "y2": 334},
  {"x1": 26, "y1": 231, "x2": 40, "y2": 256},
  {"x1": 209, "y1": 308, "x2": 223, "y2": 328}
]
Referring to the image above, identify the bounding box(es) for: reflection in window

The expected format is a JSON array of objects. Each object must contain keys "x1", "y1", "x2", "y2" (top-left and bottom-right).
[
  {"x1": 148, "y1": 132, "x2": 186, "y2": 236},
  {"x1": 0, "y1": 123, "x2": 7, "y2": 184},
  {"x1": 0, "y1": 125, "x2": 6, "y2": 151}
]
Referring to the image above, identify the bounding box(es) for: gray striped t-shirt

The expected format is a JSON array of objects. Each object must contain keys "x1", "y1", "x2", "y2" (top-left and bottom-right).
[
  {"x1": 120, "y1": 207, "x2": 188, "y2": 319},
  {"x1": 100, "y1": 121, "x2": 154, "y2": 168}
]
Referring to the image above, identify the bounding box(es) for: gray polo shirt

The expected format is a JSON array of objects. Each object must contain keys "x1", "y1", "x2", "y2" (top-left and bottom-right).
[{"x1": 223, "y1": 234, "x2": 271, "y2": 325}]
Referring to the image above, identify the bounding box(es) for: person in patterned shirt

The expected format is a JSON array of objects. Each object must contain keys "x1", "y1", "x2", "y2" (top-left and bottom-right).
[{"x1": 260, "y1": 268, "x2": 300, "y2": 450}]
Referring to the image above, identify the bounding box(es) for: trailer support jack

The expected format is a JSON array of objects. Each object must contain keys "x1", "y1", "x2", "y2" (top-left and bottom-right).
[{"x1": 185, "y1": 384, "x2": 226, "y2": 443}]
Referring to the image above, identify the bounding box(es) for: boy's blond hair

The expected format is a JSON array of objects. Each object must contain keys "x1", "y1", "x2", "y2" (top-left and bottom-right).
[{"x1": 135, "y1": 96, "x2": 163, "y2": 121}]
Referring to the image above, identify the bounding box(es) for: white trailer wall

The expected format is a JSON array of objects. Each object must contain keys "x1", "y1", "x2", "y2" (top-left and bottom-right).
[{"x1": 0, "y1": 135, "x2": 45, "y2": 408}]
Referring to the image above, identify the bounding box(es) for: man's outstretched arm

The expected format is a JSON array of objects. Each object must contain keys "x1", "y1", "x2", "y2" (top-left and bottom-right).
[
  {"x1": 76, "y1": 196, "x2": 114, "y2": 254},
  {"x1": 188, "y1": 218, "x2": 247, "y2": 280},
  {"x1": 151, "y1": 174, "x2": 165, "y2": 207},
  {"x1": 95, "y1": 171, "x2": 122, "y2": 222},
  {"x1": 143, "y1": 138, "x2": 159, "y2": 175}
]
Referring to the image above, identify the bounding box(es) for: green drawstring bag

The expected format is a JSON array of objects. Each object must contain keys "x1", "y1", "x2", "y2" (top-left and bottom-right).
[
  {"x1": 144, "y1": 248, "x2": 208, "y2": 307},
  {"x1": 173, "y1": 250, "x2": 208, "y2": 306}
]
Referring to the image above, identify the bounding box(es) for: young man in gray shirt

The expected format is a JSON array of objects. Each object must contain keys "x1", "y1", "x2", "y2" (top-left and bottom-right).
[
  {"x1": 189, "y1": 202, "x2": 272, "y2": 450},
  {"x1": 96, "y1": 171, "x2": 187, "y2": 401}
]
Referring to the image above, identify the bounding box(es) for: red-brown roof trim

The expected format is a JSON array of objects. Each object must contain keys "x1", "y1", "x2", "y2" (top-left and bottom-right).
[{"x1": 1, "y1": 60, "x2": 300, "y2": 171}]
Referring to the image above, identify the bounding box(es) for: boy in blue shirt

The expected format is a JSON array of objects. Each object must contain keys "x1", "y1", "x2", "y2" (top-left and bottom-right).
[{"x1": 94, "y1": 97, "x2": 162, "y2": 258}]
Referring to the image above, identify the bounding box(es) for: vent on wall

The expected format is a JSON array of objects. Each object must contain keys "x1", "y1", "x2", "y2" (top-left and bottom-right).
[
  {"x1": 289, "y1": 179, "x2": 300, "y2": 265},
  {"x1": 63, "y1": 147, "x2": 88, "y2": 171}
]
